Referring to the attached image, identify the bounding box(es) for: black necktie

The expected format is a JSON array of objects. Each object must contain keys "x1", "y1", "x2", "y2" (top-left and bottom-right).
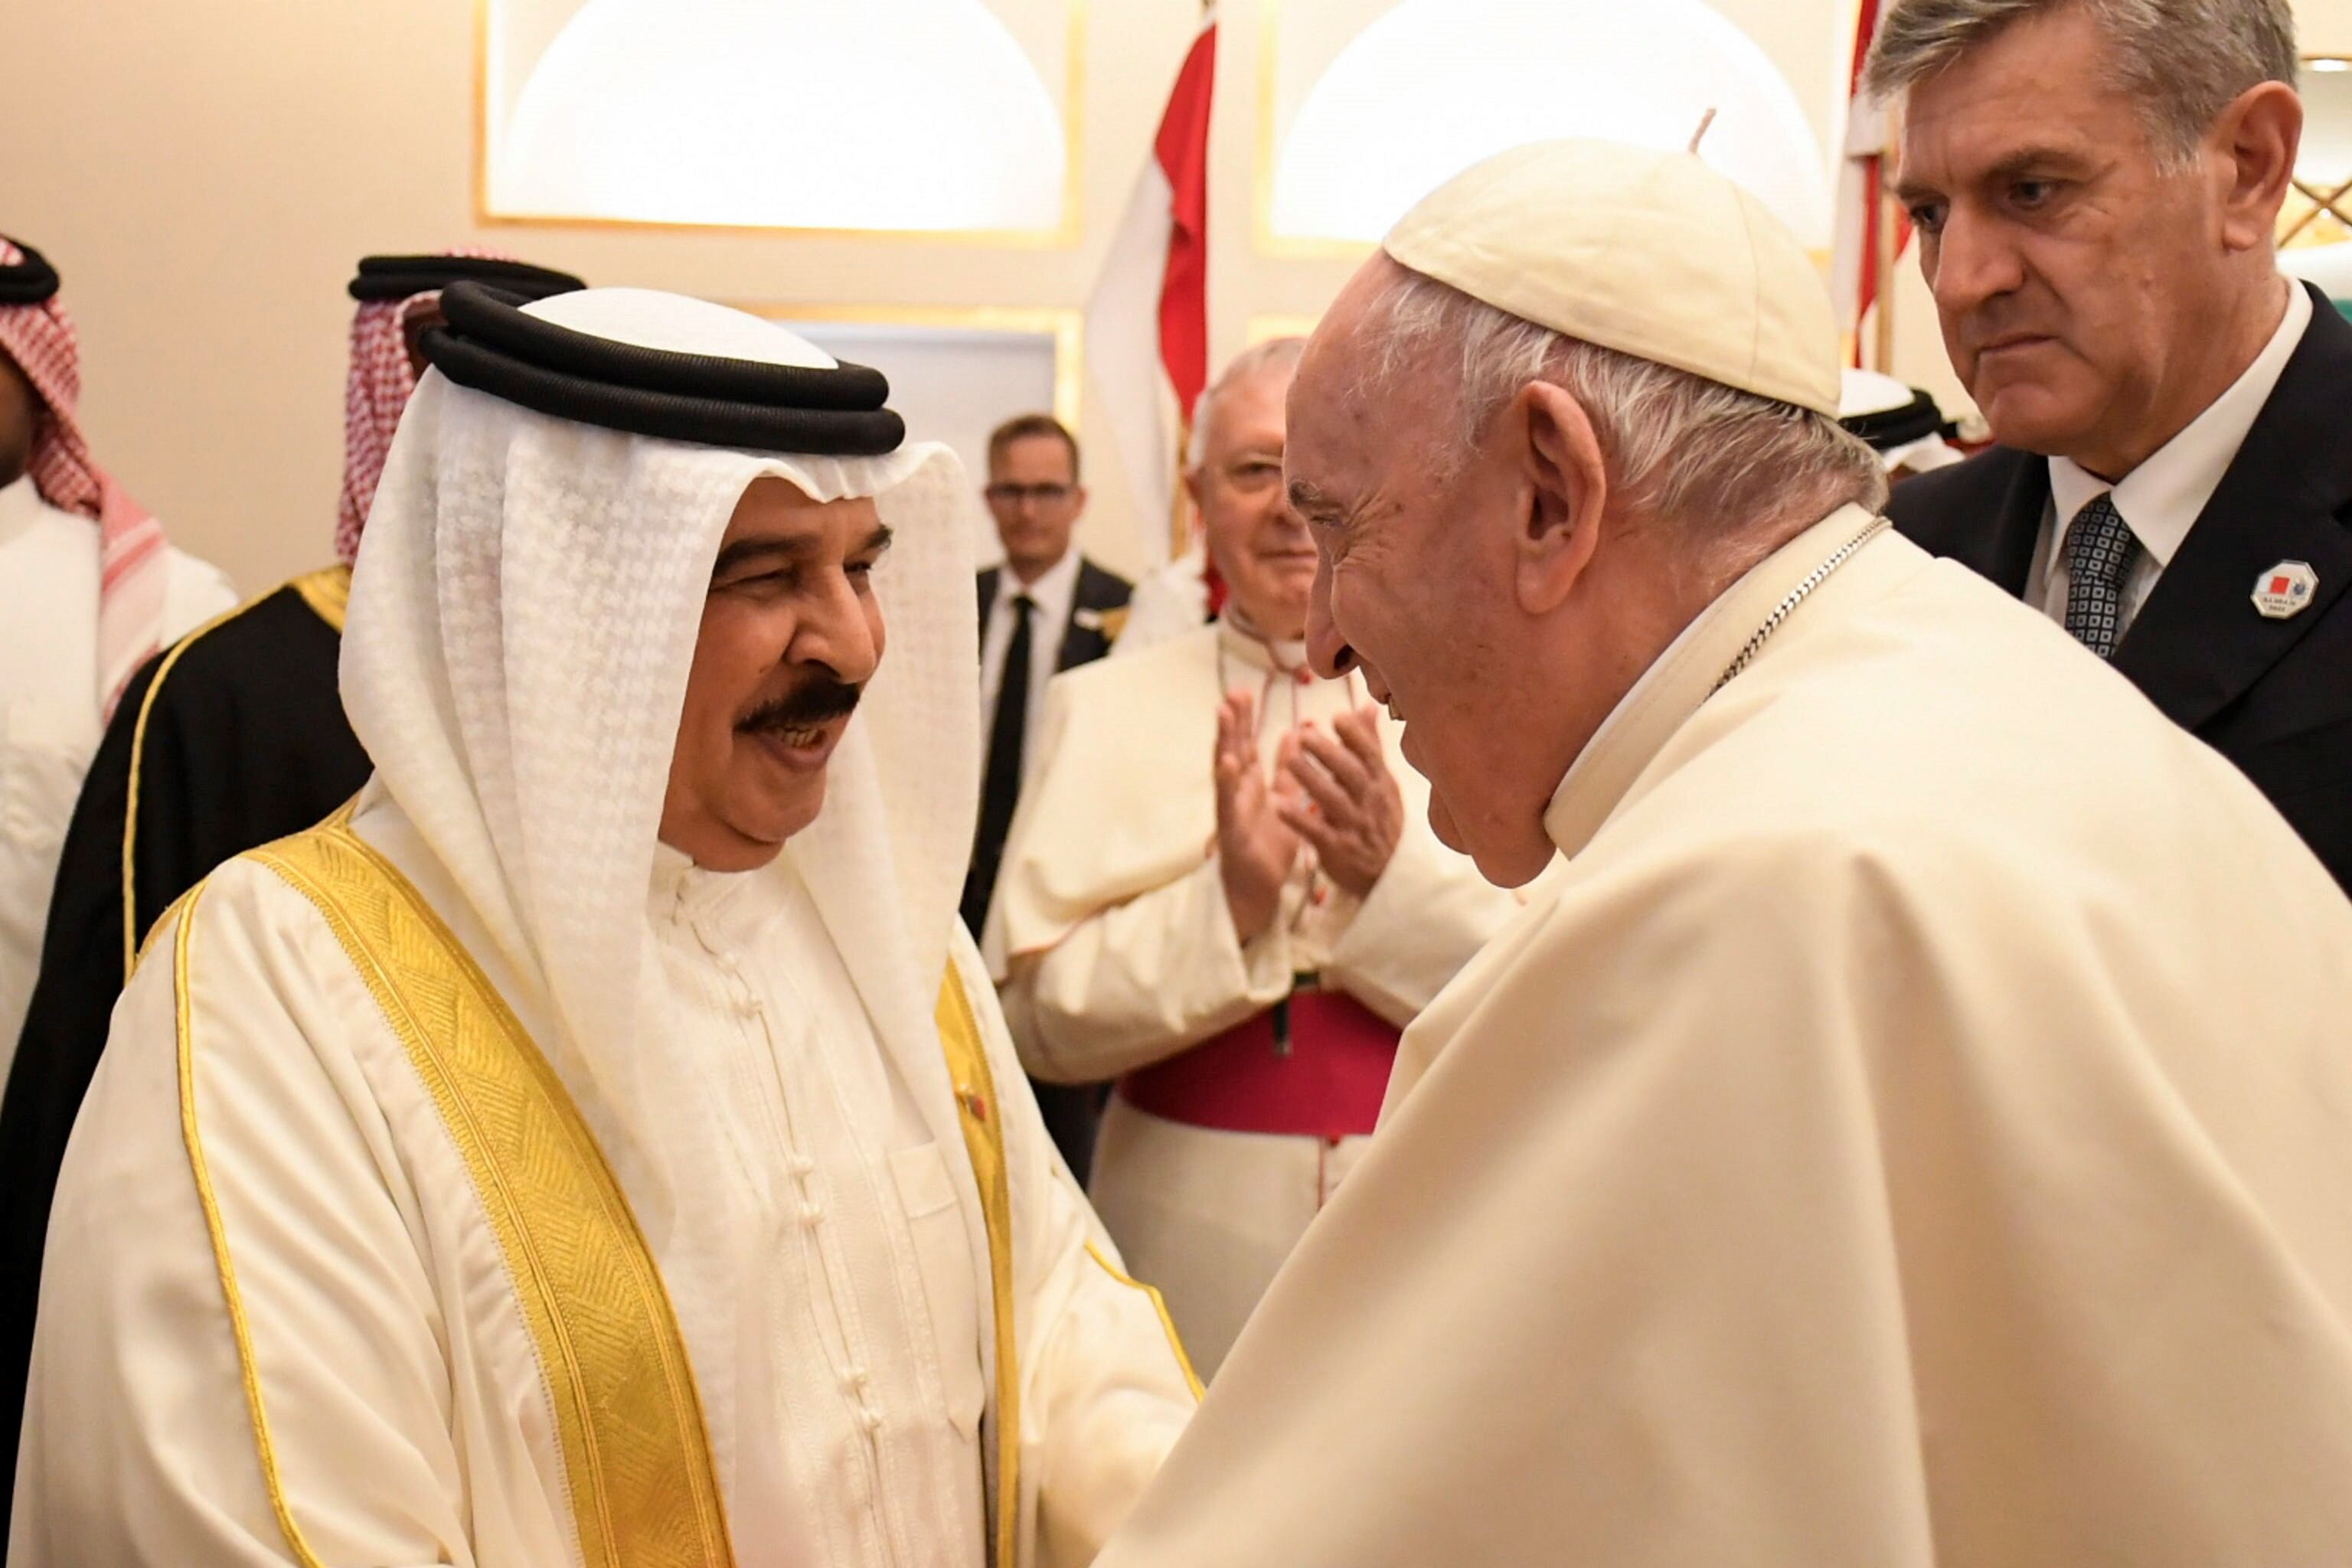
[
  {"x1": 2061, "y1": 492, "x2": 2143, "y2": 661},
  {"x1": 963, "y1": 594, "x2": 1034, "y2": 933}
]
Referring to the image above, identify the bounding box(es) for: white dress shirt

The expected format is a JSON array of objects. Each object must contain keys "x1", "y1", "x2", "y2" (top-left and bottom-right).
[
  {"x1": 978, "y1": 545, "x2": 1081, "y2": 784},
  {"x1": 0, "y1": 475, "x2": 236, "y2": 1073},
  {"x1": 2030, "y1": 279, "x2": 2312, "y2": 635}
]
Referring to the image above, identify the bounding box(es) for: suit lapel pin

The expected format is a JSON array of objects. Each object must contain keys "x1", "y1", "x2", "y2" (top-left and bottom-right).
[
  {"x1": 2251, "y1": 560, "x2": 2319, "y2": 620},
  {"x1": 1073, "y1": 606, "x2": 1102, "y2": 633}
]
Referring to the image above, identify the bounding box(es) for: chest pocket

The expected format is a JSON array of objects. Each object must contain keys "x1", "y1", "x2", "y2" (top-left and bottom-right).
[{"x1": 888, "y1": 1142, "x2": 987, "y2": 1440}]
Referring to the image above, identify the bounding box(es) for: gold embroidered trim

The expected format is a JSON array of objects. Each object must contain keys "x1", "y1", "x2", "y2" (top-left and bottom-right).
[
  {"x1": 289, "y1": 564, "x2": 353, "y2": 632},
  {"x1": 172, "y1": 883, "x2": 329, "y2": 1568},
  {"x1": 249, "y1": 820, "x2": 734, "y2": 1568},
  {"x1": 1083, "y1": 1242, "x2": 1204, "y2": 1402},
  {"x1": 936, "y1": 967, "x2": 1023, "y2": 1568}
]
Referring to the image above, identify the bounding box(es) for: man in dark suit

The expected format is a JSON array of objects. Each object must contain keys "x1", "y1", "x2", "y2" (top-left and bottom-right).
[
  {"x1": 1866, "y1": 0, "x2": 2347, "y2": 893},
  {"x1": 965, "y1": 413, "x2": 1130, "y2": 1176}
]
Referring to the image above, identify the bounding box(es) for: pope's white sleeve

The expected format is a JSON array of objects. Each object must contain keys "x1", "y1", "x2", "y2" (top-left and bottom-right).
[
  {"x1": 12, "y1": 878, "x2": 470, "y2": 1568},
  {"x1": 1003, "y1": 857, "x2": 1295, "y2": 1084},
  {"x1": 954, "y1": 935, "x2": 1198, "y2": 1568},
  {"x1": 1318, "y1": 818, "x2": 1523, "y2": 1028}
]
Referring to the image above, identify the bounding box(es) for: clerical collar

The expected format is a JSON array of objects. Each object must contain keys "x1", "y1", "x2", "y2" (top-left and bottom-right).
[
  {"x1": 1214, "y1": 609, "x2": 1312, "y2": 677},
  {"x1": 1541, "y1": 504, "x2": 1887, "y2": 861}
]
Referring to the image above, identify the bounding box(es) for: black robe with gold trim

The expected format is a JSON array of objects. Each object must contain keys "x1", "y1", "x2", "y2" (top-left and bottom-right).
[{"x1": 0, "y1": 567, "x2": 368, "y2": 1530}]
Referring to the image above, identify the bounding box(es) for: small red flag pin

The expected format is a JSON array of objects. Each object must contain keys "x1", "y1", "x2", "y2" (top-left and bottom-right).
[{"x1": 2251, "y1": 560, "x2": 2318, "y2": 620}]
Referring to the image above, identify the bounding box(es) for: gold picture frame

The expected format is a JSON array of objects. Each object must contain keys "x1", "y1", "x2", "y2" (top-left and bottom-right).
[
  {"x1": 474, "y1": 0, "x2": 1088, "y2": 247},
  {"x1": 740, "y1": 303, "x2": 1086, "y2": 435},
  {"x1": 2283, "y1": 55, "x2": 2352, "y2": 250},
  {"x1": 1253, "y1": 0, "x2": 1380, "y2": 262}
]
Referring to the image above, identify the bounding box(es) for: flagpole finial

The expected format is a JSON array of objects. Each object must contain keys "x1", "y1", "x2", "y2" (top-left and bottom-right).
[{"x1": 1687, "y1": 107, "x2": 1719, "y2": 155}]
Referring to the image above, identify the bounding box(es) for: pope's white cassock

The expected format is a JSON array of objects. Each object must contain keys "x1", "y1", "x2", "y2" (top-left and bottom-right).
[
  {"x1": 985, "y1": 617, "x2": 1518, "y2": 1375},
  {"x1": 1092, "y1": 504, "x2": 2352, "y2": 1566},
  {"x1": 14, "y1": 288, "x2": 1197, "y2": 1568}
]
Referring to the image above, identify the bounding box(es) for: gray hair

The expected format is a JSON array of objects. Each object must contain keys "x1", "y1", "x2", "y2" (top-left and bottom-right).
[
  {"x1": 1356, "y1": 267, "x2": 1887, "y2": 547},
  {"x1": 1863, "y1": 0, "x2": 2298, "y2": 166},
  {"x1": 1187, "y1": 336, "x2": 1307, "y2": 471}
]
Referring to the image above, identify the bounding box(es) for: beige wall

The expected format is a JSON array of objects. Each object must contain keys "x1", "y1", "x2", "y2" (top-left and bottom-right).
[
  {"x1": 5, "y1": 0, "x2": 2344, "y2": 595},
  {"x1": 2, "y1": 0, "x2": 1204, "y2": 593}
]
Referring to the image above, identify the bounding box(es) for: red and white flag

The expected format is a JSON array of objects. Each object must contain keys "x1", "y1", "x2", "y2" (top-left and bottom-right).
[
  {"x1": 1084, "y1": 8, "x2": 1215, "y2": 566},
  {"x1": 1831, "y1": 0, "x2": 1911, "y2": 364}
]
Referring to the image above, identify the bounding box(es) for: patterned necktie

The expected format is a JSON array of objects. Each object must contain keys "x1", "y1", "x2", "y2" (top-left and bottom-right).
[
  {"x1": 2060, "y1": 492, "x2": 2143, "y2": 660},
  {"x1": 962, "y1": 594, "x2": 1035, "y2": 933}
]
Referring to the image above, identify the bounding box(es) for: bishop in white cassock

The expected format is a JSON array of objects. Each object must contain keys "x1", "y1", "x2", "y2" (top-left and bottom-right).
[
  {"x1": 986, "y1": 340, "x2": 1520, "y2": 1377},
  {"x1": 14, "y1": 284, "x2": 1196, "y2": 1568},
  {"x1": 1094, "y1": 142, "x2": 2352, "y2": 1567}
]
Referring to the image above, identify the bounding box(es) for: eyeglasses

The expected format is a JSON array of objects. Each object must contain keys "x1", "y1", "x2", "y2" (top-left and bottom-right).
[{"x1": 985, "y1": 482, "x2": 1076, "y2": 507}]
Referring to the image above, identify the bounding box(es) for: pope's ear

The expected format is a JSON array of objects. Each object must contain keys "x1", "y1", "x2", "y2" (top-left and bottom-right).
[{"x1": 1512, "y1": 380, "x2": 1606, "y2": 615}]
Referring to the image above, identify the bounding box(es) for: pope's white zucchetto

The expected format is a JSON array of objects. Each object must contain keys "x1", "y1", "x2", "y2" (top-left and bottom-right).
[{"x1": 1383, "y1": 138, "x2": 1844, "y2": 417}]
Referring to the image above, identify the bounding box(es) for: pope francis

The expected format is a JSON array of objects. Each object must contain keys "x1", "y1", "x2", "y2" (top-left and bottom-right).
[
  {"x1": 1092, "y1": 142, "x2": 2352, "y2": 1566},
  {"x1": 12, "y1": 284, "x2": 1197, "y2": 1568}
]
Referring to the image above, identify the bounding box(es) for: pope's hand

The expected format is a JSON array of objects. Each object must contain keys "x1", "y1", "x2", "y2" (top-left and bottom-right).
[
  {"x1": 1280, "y1": 706, "x2": 1404, "y2": 900},
  {"x1": 1214, "y1": 690, "x2": 1303, "y2": 943}
]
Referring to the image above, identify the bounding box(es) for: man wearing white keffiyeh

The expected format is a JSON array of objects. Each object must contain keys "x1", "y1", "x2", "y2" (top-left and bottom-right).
[
  {"x1": 12, "y1": 286, "x2": 1196, "y2": 1568},
  {"x1": 0, "y1": 237, "x2": 235, "y2": 1089}
]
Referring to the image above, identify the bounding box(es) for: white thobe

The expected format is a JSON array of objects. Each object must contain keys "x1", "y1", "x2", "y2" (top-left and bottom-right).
[
  {"x1": 988, "y1": 621, "x2": 1519, "y2": 1375},
  {"x1": 1093, "y1": 508, "x2": 2352, "y2": 1568},
  {"x1": 0, "y1": 474, "x2": 235, "y2": 1075},
  {"x1": 15, "y1": 782, "x2": 1197, "y2": 1568}
]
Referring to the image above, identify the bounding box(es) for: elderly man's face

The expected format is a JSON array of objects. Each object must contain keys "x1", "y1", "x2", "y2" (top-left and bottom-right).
[
  {"x1": 1193, "y1": 362, "x2": 1315, "y2": 640},
  {"x1": 1893, "y1": 5, "x2": 2295, "y2": 474},
  {"x1": 661, "y1": 478, "x2": 891, "y2": 871},
  {"x1": 0, "y1": 353, "x2": 38, "y2": 490},
  {"x1": 1290, "y1": 266, "x2": 1561, "y2": 885}
]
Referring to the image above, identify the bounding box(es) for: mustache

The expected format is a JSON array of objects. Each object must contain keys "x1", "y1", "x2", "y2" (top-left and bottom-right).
[{"x1": 738, "y1": 676, "x2": 863, "y2": 733}]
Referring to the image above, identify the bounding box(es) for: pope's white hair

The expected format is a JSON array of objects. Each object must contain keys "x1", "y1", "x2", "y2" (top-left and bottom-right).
[
  {"x1": 1187, "y1": 336, "x2": 1308, "y2": 471},
  {"x1": 1354, "y1": 265, "x2": 1887, "y2": 541}
]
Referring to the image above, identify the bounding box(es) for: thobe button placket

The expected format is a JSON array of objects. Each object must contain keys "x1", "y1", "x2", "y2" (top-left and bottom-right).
[
  {"x1": 797, "y1": 1200, "x2": 825, "y2": 1229},
  {"x1": 843, "y1": 1367, "x2": 884, "y2": 1432}
]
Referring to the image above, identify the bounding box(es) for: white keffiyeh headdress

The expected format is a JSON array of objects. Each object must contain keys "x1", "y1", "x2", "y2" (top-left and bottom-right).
[{"x1": 341, "y1": 288, "x2": 978, "y2": 1204}]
